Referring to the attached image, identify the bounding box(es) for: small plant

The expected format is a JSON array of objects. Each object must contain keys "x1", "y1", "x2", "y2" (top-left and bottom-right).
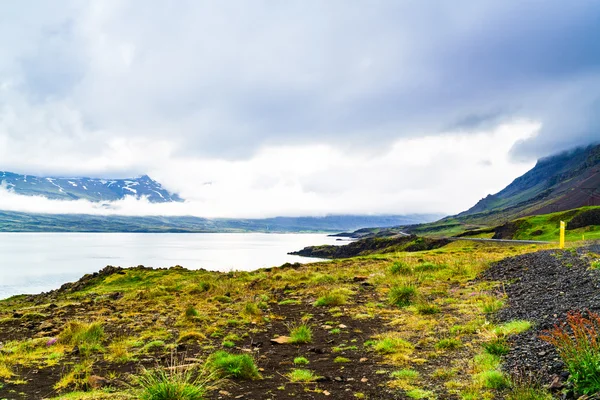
[
  {"x1": 506, "y1": 370, "x2": 553, "y2": 400},
  {"x1": 222, "y1": 341, "x2": 235, "y2": 348},
  {"x1": 289, "y1": 323, "x2": 312, "y2": 344},
  {"x1": 184, "y1": 305, "x2": 200, "y2": 319},
  {"x1": 59, "y1": 321, "x2": 104, "y2": 347},
  {"x1": 590, "y1": 260, "x2": 600, "y2": 269},
  {"x1": 293, "y1": 357, "x2": 309, "y2": 365},
  {"x1": 435, "y1": 338, "x2": 462, "y2": 350},
  {"x1": 144, "y1": 340, "x2": 166, "y2": 352},
  {"x1": 540, "y1": 310, "x2": 600, "y2": 395},
  {"x1": 329, "y1": 328, "x2": 341, "y2": 334},
  {"x1": 481, "y1": 298, "x2": 504, "y2": 313},
  {"x1": 207, "y1": 351, "x2": 261, "y2": 380},
  {"x1": 416, "y1": 303, "x2": 440, "y2": 315},
  {"x1": 495, "y1": 320, "x2": 532, "y2": 336},
  {"x1": 414, "y1": 261, "x2": 441, "y2": 272},
  {"x1": 286, "y1": 368, "x2": 320, "y2": 383},
  {"x1": 333, "y1": 356, "x2": 350, "y2": 363},
  {"x1": 406, "y1": 388, "x2": 435, "y2": 399},
  {"x1": 138, "y1": 365, "x2": 208, "y2": 400},
  {"x1": 54, "y1": 360, "x2": 93, "y2": 391},
  {"x1": 371, "y1": 336, "x2": 413, "y2": 355},
  {"x1": 178, "y1": 331, "x2": 206, "y2": 343},
  {"x1": 390, "y1": 261, "x2": 412, "y2": 274},
  {"x1": 279, "y1": 299, "x2": 301, "y2": 305},
  {"x1": 477, "y1": 370, "x2": 509, "y2": 389},
  {"x1": 390, "y1": 369, "x2": 419, "y2": 380},
  {"x1": 314, "y1": 292, "x2": 346, "y2": 307},
  {"x1": 388, "y1": 284, "x2": 418, "y2": 308},
  {"x1": 242, "y1": 302, "x2": 262, "y2": 317},
  {"x1": 483, "y1": 339, "x2": 509, "y2": 356}
]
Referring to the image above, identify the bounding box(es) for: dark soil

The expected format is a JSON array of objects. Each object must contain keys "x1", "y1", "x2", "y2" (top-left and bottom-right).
[
  {"x1": 0, "y1": 279, "x2": 418, "y2": 400},
  {"x1": 481, "y1": 245, "x2": 600, "y2": 386}
]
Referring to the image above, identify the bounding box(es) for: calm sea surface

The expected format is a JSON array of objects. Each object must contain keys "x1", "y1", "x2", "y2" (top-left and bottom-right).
[{"x1": 0, "y1": 233, "x2": 345, "y2": 299}]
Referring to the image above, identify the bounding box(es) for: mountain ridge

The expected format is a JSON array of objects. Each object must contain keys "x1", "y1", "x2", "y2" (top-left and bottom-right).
[{"x1": 0, "y1": 171, "x2": 183, "y2": 203}]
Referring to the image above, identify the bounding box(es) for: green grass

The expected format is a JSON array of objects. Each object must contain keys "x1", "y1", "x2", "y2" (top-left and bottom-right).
[
  {"x1": 184, "y1": 305, "x2": 200, "y2": 319},
  {"x1": 494, "y1": 320, "x2": 532, "y2": 336},
  {"x1": 390, "y1": 369, "x2": 419, "y2": 380},
  {"x1": 482, "y1": 339, "x2": 509, "y2": 356},
  {"x1": 289, "y1": 324, "x2": 312, "y2": 344},
  {"x1": 406, "y1": 389, "x2": 435, "y2": 399},
  {"x1": 278, "y1": 299, "x2": 301, "y2": 305},
  {"x1": 481, "y1": 298, "x2": 504, "y2": 313},
  {"x1": 435, "y1": 338, "x2": 462, "y2": 350},
  {"x1": 333, "y1": 356, "x2": 350, "y2": 363},
  {"x1": 138, "y1": 367, "x2": 207, "y2": 400},
  {"x1": 390, "y1": 261, "x2": 412, "y2": 274},
  {"x1": 293, "y1": 357, "x2": 309, "y2": 365},
  {"x1": 477, "y1": 370, "x2": 509, "y2": 389},
  {"x1": 206, "y1": 351, "x2": 261, "y2": 380},
  {"x1": 371, "y1": 336, "x2": 413, "y2": 355},
  {"x1": 59, "y1": 321, "x2": 104, "y2": 346},
  {"x1": 286, "y1": 369, "x2": 320, "y2": 383},
  {"x1": 314, "y1": 292, "x2": 347, "y2": 307},
  {"x1": 416, "y1": 303, "x2": 440, "y2": 315},
  {"x1": 388, "y1": 284, "x2": 418, "y2": 308}
]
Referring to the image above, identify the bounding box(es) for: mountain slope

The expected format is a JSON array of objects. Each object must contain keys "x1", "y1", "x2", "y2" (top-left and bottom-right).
[
  {"x1": 459, "y1": 143, "x2": 600, "y2": 221},
  {"x1": 0, "y1": 172, "x2": 182, "y2": 203}
]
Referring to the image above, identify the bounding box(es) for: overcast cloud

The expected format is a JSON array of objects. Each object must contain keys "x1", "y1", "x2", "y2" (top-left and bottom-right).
[{"x1": 0, "y1": 1, "x2": 598, "y2": 217}]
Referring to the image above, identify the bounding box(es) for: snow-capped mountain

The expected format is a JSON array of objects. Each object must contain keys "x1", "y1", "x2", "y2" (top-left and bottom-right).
[{"x1": 0, "y1": 172, "x2": 183, "y2": 203}]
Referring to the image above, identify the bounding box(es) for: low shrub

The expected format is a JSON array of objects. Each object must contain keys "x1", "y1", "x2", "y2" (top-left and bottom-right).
[{"x1": 540, "y1": 310, "x2": 600, "y2": 395}]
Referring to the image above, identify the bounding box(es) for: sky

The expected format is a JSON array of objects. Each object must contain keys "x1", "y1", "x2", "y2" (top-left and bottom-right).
[{"x1": 0, "y1": 1, "x2": 599, "y2": 218}]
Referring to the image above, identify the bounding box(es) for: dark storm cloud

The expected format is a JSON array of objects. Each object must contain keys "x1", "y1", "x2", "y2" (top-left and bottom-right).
[{"x1": 1, "y1": 0, "x2": 600, "y2": 167}]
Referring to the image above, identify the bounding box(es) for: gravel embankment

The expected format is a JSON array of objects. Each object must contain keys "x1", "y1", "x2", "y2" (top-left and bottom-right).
[{"x1": 481, "y1": 245, "x2": 600, "y2": 383}]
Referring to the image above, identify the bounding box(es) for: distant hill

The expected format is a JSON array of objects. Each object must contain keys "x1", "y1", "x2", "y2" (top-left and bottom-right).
[
  {"x1": 460, "y1": 143, "x2": 600, "y2": 220},
  {"x1": 0, "y1": 172, "x2": 182, "y2": 203},
  {"x1": 0, "y1": 211, "x2": 443, "y2": 233}
]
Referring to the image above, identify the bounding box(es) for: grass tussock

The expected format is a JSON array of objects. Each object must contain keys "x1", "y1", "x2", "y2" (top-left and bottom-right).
[
  {"x1": 288, "y1": 323, "x2": 313, "y2": 344},
  {"x1": 388, "y1": 284, "x2": 418, "y2": 308},
  {"x1": 206, "y1": 351, "x2": 261, "y2": 380},
  {"x1": 286, "y1": 368, "x2": 320, "y2": 383},
  {"x1": 138, "y1": 366, "x2": 209, "y2": 400}
]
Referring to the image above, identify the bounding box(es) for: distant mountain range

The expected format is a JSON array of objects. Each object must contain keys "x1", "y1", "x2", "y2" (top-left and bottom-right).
[
  {"x1": 0, "y1": 172, "x2": 182, "y2": 203},
  {"x1": 0, "y1": 211, "x2": 443, "y2": 233}
]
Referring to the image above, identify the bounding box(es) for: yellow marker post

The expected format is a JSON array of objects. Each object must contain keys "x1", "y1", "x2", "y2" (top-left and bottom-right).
[{"x1": 559, "y1": 221, "x2": 566, "y2": 249}]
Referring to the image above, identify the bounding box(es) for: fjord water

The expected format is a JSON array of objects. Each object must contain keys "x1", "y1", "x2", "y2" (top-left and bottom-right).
[{"x1": 0, "y1": 232, "x2": 343, "y2": 299}]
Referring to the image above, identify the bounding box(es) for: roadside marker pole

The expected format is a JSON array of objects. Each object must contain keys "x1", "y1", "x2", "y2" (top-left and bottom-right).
[{"x1": 559, "y1": 221, "x2": 565, "y2": 249}]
